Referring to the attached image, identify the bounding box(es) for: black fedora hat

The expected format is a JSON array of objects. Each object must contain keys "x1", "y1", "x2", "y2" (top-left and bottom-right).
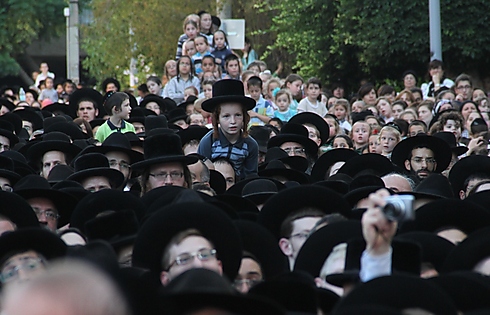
[
  {"x1": 14, "y1": 174, "x2": 78, "y2": 227},
  {"x1": 0, "y1": 155, "x2": 21, "y2": 185},
  {"x1": 67, "y1": 153, "x2": 124, "y2": 189},
  {"x1": 0, "y1": 228, "x2": 67, "y2": 263},
  {"x1": 0, "y1": 191, "x2": 40, "y2": 228},
  {"x1": 166, "y1": 108, "x2": 188, "y2": 124},
  {"x1": 12, "y1": 107, "x2": 44, "y2": 132},
  {"x1": 343, "y1": 174, "x2": 385, "y2": 208},
  {"x1": 267, "y1": 123, "x2": 319, "y2": 159},
  {"x1": 131, "y1": 133, "x2": 198, "y2": 171},
  {"x1": 25, "y1": 132, "x2": 81, "y2": 166},
  {"x1": 214, "y1": 194, "x2": 259, "y2": 218},
  {"x1": 449, "y1": 155, "x2": 490, "y2": 197},
  {"x1": 338, "y1": 153, "x2": 394, "y2": 178},
  {"x1": 249, "y1": 126, "x2": 270, "y2": 153},
  {"x1": 398, "y1": 199, "x2": 490, "y2": 236},
  {"x1": 0, "y1": 150, "x2": 36, "y2": 177},
  {"x1": 0, "y1": 120, "x2": 19, "y2": 147},
  {"x1": 82, "y1": 132, "x2": 143, "y2": 164},
  {"x1": 0, "y1": 112, "x2": 23, "y2": 135},
  {"x1": 202, "y1": 79, "x2": 255, "y2": 112},
  {"x1": 261, "y1": 147, "x2": 309, "y2": 173},
  {"x1": 160, "y1": 268, "x2": 285, "y2": 315},
  {"x1": 225, "y1": 175, "x2": 285, "y2": 197},
  {"x1": 209, "y1": 169, "x2": 226, "y2": 195},
  {"x1": 42, "y1": 102, "x2": 75, "y2": 118},
  {"x1": 132, "y1": 201, "x2": 242, "y2": 281},
  {"x1": 177, "y1": 95, "x2": 198, "y2": 109},
  {"x1": 241, "y1": 178, "x2": 278, "y2": 206},
  {"x1": 46, "y1": 164, "x2": 74, "y2": 185},
  {"x1": 258, "y1": 185, "x2": 350, "y2": 239},
  {"x1": 0, "y1": 98, "x2": 15, "y2": 112},
  {"x1": 127, "y1": 107, "x2": 149, "y2": 126},
  {"x1": 391, "y1": 134, "x2": 452, "y2": 173},
  {"x1": 234, "y1": 220, "x2": 289, "y2": 279},
  {"x1": 177, "y1": 125, "x2": 210, "y2": 146},
  {"x1": 310, "y1": 148, "x2": 359, "y2": 182},
  {"x1": 294, "y1": 221, "x2": 362, "y2": 279},
  {"x1": 69, "y1": 88, "x2": 103, "y2": 116},
  {"x1": 44, "y1": 121, "x2": 89, "y2": 140},
  {"x1": 442, "y1": 226, "x2": 490, "y2": 274},
  {"x1": 140, "y1": 94, "x2": 176, "y2": 113},
  {"x1": 433, "y1": 131, "x2": 468, "y2": 156},
  {"x1": 289, "y1": 112, "x2": 330, "y2": 144},
  {"x1": 145, "y1": 115, "x2": 170, "y2": 134},
  {"x1": 332, "y1": 274, "x2": 457, "y2": 315},
  {"x1": 466, "y1": 190, "x2": 490, "y2": 212},
  {"x1": 258, "y1": 159, "x2": 310, "y2": 184},
  {"x1": 399, "y1": 173, "x2": 454, "y2": 200}
]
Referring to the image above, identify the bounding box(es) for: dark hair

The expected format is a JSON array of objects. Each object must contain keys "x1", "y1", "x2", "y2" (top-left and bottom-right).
[
  {"x1": 146, "y1": 76, "x2": 162, "y2": 86},
  {"x1": 378, "y1": 84, "x2": 395, "y2": 97},
  {"x1": 282, "y1": 74, "x2": 304, "y2": 89},
  {"x1": 212, "y1": 30, "x2": 229, "y2": 48},
  {"x1": 409, "y1": 120, "x2": 428, "y2": 132},
  {"x1": 428, "y1": 59, "x2": 444, "y2": 70},
  {"x1": 224, "y1": 54, "x2": 240, "y2": 73},
  {"x1": 101, "y1": 78, "x2": 121, "y2": 92},
  {"x1": 333, "y1": 134, "x2": 354, "y2": 149},
  {"x1": 177, "y1": 56, "x2": 195, "y2": 79},
  {"x1": 103, "y1": 92, "x2": 129, "y2": 114},
  {"x1": 194, "y1": 34, "x2": 209, "y2": 45},
  {"x1": 358, "y1": 84, "x2": 376, "y2": 100},
  {"x1": 137, "y1": 84, "x2": 149, "y2": 93},
  {"x1": 202, "y1": 55, "x2": 216, "y2": 66},
  {"x1": 306, "y1": 77, "x2": 322, "y2": 89},
  {"x1": 280, "y1": 208, "x2": 324, "y2": 238},
  {"x1": 211, "y1": 103, "x2": 250, "y2": 139},
  {"x1": 247, "y1": 76, "x2": 263, "y2": 89},
  {"x1": 455, "y1": 74, "x2": 473, "y2": 88}
]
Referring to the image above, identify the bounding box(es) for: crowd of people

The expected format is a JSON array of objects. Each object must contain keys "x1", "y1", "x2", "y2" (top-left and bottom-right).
[{"x1": 1, "y1": 10, "x2": 490, "y2": 315}]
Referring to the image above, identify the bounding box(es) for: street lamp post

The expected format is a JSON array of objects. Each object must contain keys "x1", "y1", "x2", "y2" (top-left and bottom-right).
[
  {"x1": 429, "y1": 0, "x2": 442, "y2": 61},
  {"x1": 65, "y1": 0, "x2": 80, "y2": 84}
]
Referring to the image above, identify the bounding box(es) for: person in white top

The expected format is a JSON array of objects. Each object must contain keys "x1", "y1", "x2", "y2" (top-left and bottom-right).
[
  {"x1": 421, "y1": 60, "x2": 454, "y2": 100},
  {"x1": 297, "y1": 77, "x2": 328, "y2": 117},
  {"x1": 34, "y1": 62, "x2": 55, "y2": 90}
]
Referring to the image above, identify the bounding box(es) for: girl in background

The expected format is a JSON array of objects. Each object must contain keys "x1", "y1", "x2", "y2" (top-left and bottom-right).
[
  {"x1": 282, "y1": 74, "x2": 304, "y2": 112},
  {"x1": 212, "y1": 30, "x2": 233, "y2": 71},
  {"x1": 176, "y1": 15, "x2": 200, "y2": 60}
]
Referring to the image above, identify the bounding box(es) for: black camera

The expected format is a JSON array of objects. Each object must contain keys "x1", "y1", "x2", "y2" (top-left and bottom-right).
[{"x1": 383, "y1": 195, "x2": 415, "y2": 222}]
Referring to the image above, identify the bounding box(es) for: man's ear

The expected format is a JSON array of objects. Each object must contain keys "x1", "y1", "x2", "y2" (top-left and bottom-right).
[
  {"x1": 95, "y1": 108, "x2": 99, "y2": 117},
  {"x1": 404, "y1": 160, "x2": 411, "y2": 171},
  {"x1": 459, "y1": 189, "x2": 466, "y2": 200},
  {"x1": 279, "y1": 238, "x2": 293, "y2": 257},
  {"x1": 160, "y1": 271, "x2": 170, "y2": 286}
]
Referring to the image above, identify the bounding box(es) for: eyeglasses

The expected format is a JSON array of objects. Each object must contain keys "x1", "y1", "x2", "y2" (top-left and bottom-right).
[
  {"x1": 457, "y1": 85, "x2": 472, "y2": 91},
  {"x1": 168, "y1": 248, "x2": 217, "y2": 268},
  {"x1": 109, "y1": 160, "x2": 130, "y2": 170},
  {"x1": 1, "y1": 258, "x2": 45, "y2": 283},
  {"x1": 289, "y1": 232, "x2": 309, "y2": 240},
  {"x1": 149, "y1": 172, "x2": 184, "y2": 180},
  {"x1": 282, "y1": 147, "x2": 306, "y2": 155},
  {"x1": 32, "y1": 208, "x2": 60, "y2": 221},
  {"x1": 411, "y1": 157, "x2": 436, "y2": 164},
  {"x1": 233, "y1": 278, "x2": 263, "y2": 289}
]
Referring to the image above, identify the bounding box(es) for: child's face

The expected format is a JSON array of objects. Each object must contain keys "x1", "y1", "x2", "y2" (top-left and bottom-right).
[
  {"x1": 248, "y1": 65, "x2": 260, "y2": 76},
  {"x1": 202, "y1": 58, "x2": 215, "y2": 73},
  {"x1": 195, "y1": 37, "x2": 209, "y2": 54},
  {"x1": 333, "y1": 137, "x2": 349, "y2": 149},
  {"x1": 334, "y1": 105, "x2": 346, "y2": 120},
  {"x1": 402, "y1": 113, "x2": 416, "y2": 124},
  {"x1": 287, "y1": 80, "x2": 302, "y2": 96},
  {"x1": 185, "y1": 42, "x2": 196, "y2": 57},
  {"x1": 369, "y1": 135, "x2": 381, "y2": 154},
  {"x1": 352, "y1": 122, "x2": 370, "y2": 145},
  {"x1": 179, "y1": 58, "x2": 192, "y2": 75},
  {"x1": 377, "y1": 100, "x2": 393, "y2": 118},
  {"x1": 325, "y1": 117, "x2": 337, "y2": 139},
  {"x1": 305, "y1": 125, "x2": 321, "y2": 146},
  {"x1": 189, "y1": 113, "x2": 204, "y2": 126},
  {"x1": 366, "y1": 118, "x2": 380, "y2": 132},
  {"x1": 214, "y1": 32, "x2": 226, "y2": 48},
  {"x1": 351, "y1": 101, "x2": 363, "y2": 113},
  {"x1": 184, "y1": 88, "x2": 197, "y2": 99},
  {"x1": 443, "y1": 119, "x2": 462, "y2": 140},
  {"x1": 56, "y1": 84, "x2": 63, "y2": 94},
  {"x1": 45, "y1": 78, "x2": 54, "y2": 89},
  {"x1": 379, "y1": 131, "x2": 398, "y2": 154},
  {"x1": 306, "y1": 84, "x2": 320, "y2": 101},
  {"x1": 185, "y1": 24, "x2": 198, "y2": 39},
  {"x1": 145, "y1": 102, "x2": 161, "y2": 116},
  {"x1": 247, "y1": 85, "x2": 262, "y2": 101},
  {"x1": 392, "y1": 104, "x2": 404, "y2": 119},
  {"x1": 147, "y1": 80, "x2": 162, "y2": 95},
  {"x1": 219, "y1": 103, "x2": 244, "y2": 139},
  {"x1": 268, "y1": 82, "x2": 279, "y2": 99},
  {"x1": 276, "y1": 94, "x2": 290, "y2": 111},
  {"x1": 118, "y1": 99, "x2": 131, "y2": 120},
  {"x1": 226, "y1": 60, "x2": 240, "y2": 77},
  {"x1": 166, "y1": 60, "x2": 177, "y2": 76},
  {"x1": 409, "y1": 125, "x2": 425, "y2": 137},
  {"x1": 200, "y1": 13, "x2": 212, "y2": 31},
  {"x1": 203, "y1": 84, "x2": 213, "y2": 99}
]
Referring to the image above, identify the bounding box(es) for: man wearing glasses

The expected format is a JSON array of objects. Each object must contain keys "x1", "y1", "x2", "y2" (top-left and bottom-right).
[
  {"x1": 391, "y1": 134, "x2": 452, "y2": 183},
  {"x1": 454, "y1": 74, "x2": 474, "y2": 102}
]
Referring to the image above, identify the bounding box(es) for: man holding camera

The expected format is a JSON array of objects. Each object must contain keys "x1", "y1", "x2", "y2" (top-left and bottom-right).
[{"x1": 391, "y1": 134, "x2": 452, "y2": 183}]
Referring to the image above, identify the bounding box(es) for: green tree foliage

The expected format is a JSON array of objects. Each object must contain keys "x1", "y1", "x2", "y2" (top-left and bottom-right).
[
  {"x1": 0, "y1": 0, "x2": 66, "y2": 77},
  {"x1": 82, "y1": 0, "x2": 215, "y2": 87},
  {"x1": 257, "y1": 0, "x2": 490, "y2": 91}
]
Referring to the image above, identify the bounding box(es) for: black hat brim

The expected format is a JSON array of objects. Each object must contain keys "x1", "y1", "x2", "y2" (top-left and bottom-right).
[
  {"x1": 267, "y1": 134, "x2": 319, "y2": 159},
  {"x1": 258, "y1": 167, "x2": 310, "y2": 185},
  {"x1": 289, "y1": 112, "x2": 330, "y2": 144},
  {"x1": 131, "y1": 155, "x2": 198, "y2": 171},
  {"x1": 26, "y1": 141, "x2": 81, "y2": 164},
  {"x1": 67, "y1": 167, "x2": 125, "y2": 189},
  {"x1": 82, "y1": 145, "x2": 143, "y2": 165},
  {"x1": 202, "y1": 95, "x2": 256, "y2": 113},
  {"x1": 311, "y1": 149, "x2": 359, "y2": 182}
]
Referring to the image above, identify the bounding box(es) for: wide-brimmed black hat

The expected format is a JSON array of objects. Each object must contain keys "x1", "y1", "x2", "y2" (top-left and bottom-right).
[
  {"x1": 0, "y1": 112, "x2": 22, "y2": 136},
  {"x1": 46, "y1": 164, "x2": 74, "y2": 185},
  {"x1": 132, "y1": 201, "x2": 242, "y2": 281},
  {"x1": 160, "y1": 268, "x2": 285, "y2": 315},
  {"x1": 0, "y1": 155, "x2": 21, "y2": 185},
  {"x1": 258, "y1": 185, "x2": 350, "y2": 239},
  {"x1": 177, "y1": 95, "x2": 198, "y2": 109},
  {"x1": 267, "y1": 123, "x2": 319, "y2": 159},
  {"x1": 14, "y1": 174, "x2": 78, "y2": 227},
  {"x1": 294, "y1": 221, "x2": 362, "y2": 278},
  {"x1": 209, "y1": 169, "x2": 226, "y2": 195},
  {"x1": 310, "y1": 148, "x2": 359, "y2": 182},
  {"x1": 177, "y1": 125, "x2": 210, "y2": 146},
  {"x1": 433, "y1": 131, "x2": 468, "y2": 156},
  {"x1": 0, "y1": 120, "x2": 19, "y2": 147},
  {"x1": 67, "y1": 153, "x2": 124, "y2": 188},
  {"x1": 214, "y1": 194, "x2": 259, "y2": 220},
  {"x1": 25, "y1": 132, "x2": 81, "y2": 166},
  {"x1": 202, "y1": 79, "x2": 256, "y2": 112},
  {"x1": 261, "y1": 147, "x2": 309, "y2": 173},
  {"x1": 225, "y1": 175, "x2": 285, "y2": 197},
  {"x1": 466, "y1": 190, "x2": 490, "y2": 212},
  {"x1": 249, "y1": 126, "x2": 270, "y2": 153},
  {"x1": 0, "y1": 228, "x2": 67, "y2": 263},
  {"x1": 131, "y1": 133, "x2": 198, "y2": 171},
  {"x1": 258, "y1": 159, "x2": 310, "y2": 184},
  {"x1": 442, "y1": 226, "x2": 490, "y2": 273},
  {"x1": 12, "y1": 107, "x2": 44, "y2": 132},
  {"x1": 140, "y1": 95, "x2": 176, "y2": 113},
  {"x1": 338, "y1": 153, "x2": 394, "y2": 178},
  {"x1": 42, "y1": 102, "x2": 75, "y2": 118},
  {"x1": 241, "y1": 178, "x2": 279, "y2": 206},
  {"x1": 69, "y1": 88, "x2": 104, "y2": 117},
  {"x1": 166, "y1": 108, "x2": 188, "y2": 124},
  {"x1": 343, "y1": 174, "x2": 386, "y2": 209},
  {"x1": 44, "y1": 121, "x2": 89, "y2": 140},
  {"x1": 0, "y1": 191, "x2": 40, "y2": 228},
  {"x1": 399, "y1": 173, "x2": 454, "y2": 200},
  {"x1": 289, "y1": 112, "x2": 330, "y2": 144},
  {"x1": 0, "y1": 98, "x2": 15, "y2": 112},
  {"x1": 391, "y1": 134, "x2": 452, "y2": 173},
  {"x1": 448, "y1": 155, "x2": 490, "y2": 197},
  {"x1": 0, "y1": 150, "x2": 36, "y2": 177},
  {"x1": 82, "y1": 132, "x2": 143, "y2": 164},
  {"x1": 332, "y1": 274, "x2": 457, "y2": 315},
  {"x1": 398, "y1": 199, "x2": 490, "y2": 236}
]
